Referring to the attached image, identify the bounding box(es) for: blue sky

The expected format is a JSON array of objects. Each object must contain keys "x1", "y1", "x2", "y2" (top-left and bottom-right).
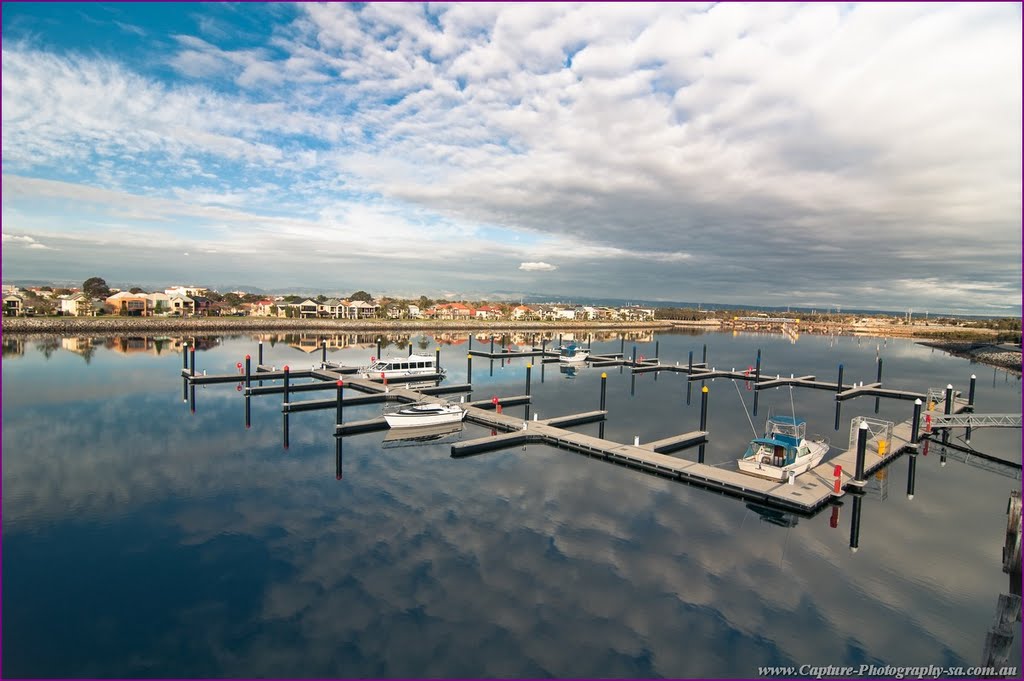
[{"x1": 2, "y1": 2, "x2": 1020, "y2": 314}]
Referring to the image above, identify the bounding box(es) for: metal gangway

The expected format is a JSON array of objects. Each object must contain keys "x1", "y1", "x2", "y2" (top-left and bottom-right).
[{"x1": 928, "y1": 413, "x2": 1022, "y2": 429}]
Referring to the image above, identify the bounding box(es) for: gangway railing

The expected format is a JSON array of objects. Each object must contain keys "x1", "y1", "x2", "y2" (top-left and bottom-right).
[{"x1": 929, "y1": 413, "x2": 1022, "y2": 429}]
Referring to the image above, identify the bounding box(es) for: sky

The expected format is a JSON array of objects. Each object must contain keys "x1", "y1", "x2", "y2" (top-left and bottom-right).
[{"x1": 1, "y1": 2, "x2": 1021, "y2": 314}]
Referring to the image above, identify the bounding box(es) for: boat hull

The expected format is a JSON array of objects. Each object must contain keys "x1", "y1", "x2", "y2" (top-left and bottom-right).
[
  {"x1": 737, "y1": 440, "x2": 829, "y2": 481},
  {"x1": 558, "y1": 353, "x2": 589, "y2": 363},
  {"x1": 384, "y1": 407, "x2": 466, "y2": 429}
]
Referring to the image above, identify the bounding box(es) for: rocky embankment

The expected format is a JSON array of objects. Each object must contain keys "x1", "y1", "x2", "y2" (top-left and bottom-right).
[
  {"x1": 1, "y1": 316, "x2": 674, "y2": 336},
  {"x1": 917, "y1": 340, "x2": 1022, "y2": 375}
]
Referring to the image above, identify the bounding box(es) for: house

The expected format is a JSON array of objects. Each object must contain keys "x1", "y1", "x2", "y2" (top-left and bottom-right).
[
  {"x1": 3, "y1": 293, "x2": 25, "y2": 316},
  {"x1": 252, "y1": 299, "x2": 277, "y2": 317},
  {"x1": 167, "y1": 293, "x2": 195, "y2": 316},
  {"x1": 474, "y1": 305, "x2": 504, "y2": 320},
  {"x1": 59, "y1": 293, "x2": 100, "y2": 317},
  {"x1": 341, "y1": 300, "x2": 380, "y2": 319},
  {"x1": 298, "y1": 299, "x2": 319, "y2": 318},
  {"x1": 192, "y1": 296, "x2": 213, "y2": 316},
  {"x1": 147, "y1": 292, "x2": 171, "y2": 315},
  {"x1": 165, "y1": 286, "x2": 204, "y2": 297},
  {"x1": 449, "y1": 302, "x2": 474, "y2": 320},
  {"x1": 618, "y1": 306, "x2": 655, "y2": 321},
  {"x1": 511, "y1": 304, "x2": 534, "y2": 320},
  {"x1": 105, "y1": 291, "x2": 152, "y2": 316},
  {"x1": 318, "y1": 299, "x2": 343, "y2": 318},
  {"x1": 407, "y1": 304, "x2": 421, "y2": 318}
]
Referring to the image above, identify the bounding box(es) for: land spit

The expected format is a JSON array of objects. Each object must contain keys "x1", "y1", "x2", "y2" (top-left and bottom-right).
[{"x1": 917, "y1": 340, "x2": 1022, "y2": 375}]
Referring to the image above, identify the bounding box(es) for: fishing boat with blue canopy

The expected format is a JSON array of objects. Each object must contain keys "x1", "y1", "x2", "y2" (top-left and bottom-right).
[
  {"x1": 558, "y1": 344, "x2": 590, "y2": 363},
  {"x1": 737, "y1": 415, "x2": 829, "y2": 481}
]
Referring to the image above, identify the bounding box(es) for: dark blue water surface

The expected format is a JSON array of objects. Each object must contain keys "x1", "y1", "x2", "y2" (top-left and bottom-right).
[{"x1": 3, "y1": 330, "x2": 1021, "y2": 678}]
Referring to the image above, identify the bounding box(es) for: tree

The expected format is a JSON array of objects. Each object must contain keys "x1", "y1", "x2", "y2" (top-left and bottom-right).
[
  {"x1": 129, "y1": 287, "x2": 146, "y2": 294},
  {"x1": 83, "y1": 277, "x2": 111, "y2": 299},
  {"x1": 350, "y1": 290, "x2": 373, "y2": 302},
  {"x1": 418, "y1": 295, "x2": 433, "y2": 308}
]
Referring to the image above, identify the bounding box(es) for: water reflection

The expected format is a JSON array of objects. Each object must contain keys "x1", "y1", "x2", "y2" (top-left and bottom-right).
[{"x1": 2, "y1": 330, "x2": 1020, "y2": 677}]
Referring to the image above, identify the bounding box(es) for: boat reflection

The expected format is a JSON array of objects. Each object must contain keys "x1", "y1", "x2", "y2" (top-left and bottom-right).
[
  {"x1": 381, "y1": 422, "x2": 465, "y2": 448},
  {"x1": 745, "y1": 502, "x2": 800, "y2": 528}
]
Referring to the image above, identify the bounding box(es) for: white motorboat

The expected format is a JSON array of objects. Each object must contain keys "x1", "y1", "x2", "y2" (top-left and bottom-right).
[
  {"x1": 360, "y1": 354, "x2": 445, "y2": 380},
  {"x1": 383, "y1": 401, "x2": 466, "y2": 428},
  {"x1": 737, "y1": 415, "x2": 829, "y2": 481},
  {"x1": 558, "y1": 344, "x2": 590, "y2": 363}
]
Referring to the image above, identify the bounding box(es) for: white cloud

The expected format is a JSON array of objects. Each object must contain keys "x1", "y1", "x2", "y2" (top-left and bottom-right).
[
  {"x1": 0, "y1": 3, "x2": 1019, "y2": 312},
  {"x1": 2, "y1": 232, "x2": 53, "y2": 249},
  {"x1": 519, "y1": 262, "x2": 557, "y2": 272}
]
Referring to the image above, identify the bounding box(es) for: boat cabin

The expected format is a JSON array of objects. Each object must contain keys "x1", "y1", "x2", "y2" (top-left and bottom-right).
[{"x1": 362, "y1": 353, "x2": 440, "y2": 378}]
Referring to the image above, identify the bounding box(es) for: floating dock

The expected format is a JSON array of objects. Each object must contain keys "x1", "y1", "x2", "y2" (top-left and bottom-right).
[{"x1": 179, "y1": 339, "x2": 1014, "y2": 515}]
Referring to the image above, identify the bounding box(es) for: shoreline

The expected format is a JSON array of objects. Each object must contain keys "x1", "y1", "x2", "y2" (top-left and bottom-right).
[
  {"x1": 916, "y1": 340, "x2": 1022, "y2": 376},
  {"x1": 0, "y1": 316, "x2": 675, "y2": 335},
  {"x1": 3, "y1": 316, "x2": 1018, "y2": 375}
]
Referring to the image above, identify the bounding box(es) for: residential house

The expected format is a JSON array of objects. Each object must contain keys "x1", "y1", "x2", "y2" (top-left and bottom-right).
[
  {"x1": 341, "y1": 300, "x2": 379, "y2": 318},
  {"x1": 3, "y1": 293, "x2": 25, "y2": 316},
  {"x1": 59, "y1": 293, "x2": 100, "y2": 317},
  {"x1": 407, "y1": 304, "x2": 421, "y2": 318},
  {"x1": 298, "y1": 299, "x2": 319, "y2": 318},
  {"x1": 252, "y1": 299, "x2": 277, "y2": 317},
  {"x1": 474, "y1": 305, "x2": 503, "y2": 320},
  {"x1": 431, "y1": 302, "x2": 474, "y2": 320},
  {"x1": 105, "y1": 291, "x2": 152, "y2": 316},
  {"x1": 192, "y1": 296, "x2": 213, "y2": 316},
  {"x1": 511, "y1": 304, "x2": 535, "y2": 320},
  {"x1": 318, "y1": 299, "x2": 343, "y2": 318},
  {"x1": 167, "y1": 293, "x2": 195, "y2": 316},
  {"x1": 147, "y1": 292, "x2": 171, "y2": 315},
  {"x1": 618, "y1": 306, "x2": 655, "y2": 321},
  {"x1": 165, "y1": 286, "x2": 204, "y2": 297}
]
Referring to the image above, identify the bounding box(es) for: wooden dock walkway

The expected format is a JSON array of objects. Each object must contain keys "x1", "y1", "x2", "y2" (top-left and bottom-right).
[
  {"x1": 183, "y1": 347, "x2": 988, "y2": 515},
  {"x1": 448, "y1": 393, "x2": 970, "y2": 514}
]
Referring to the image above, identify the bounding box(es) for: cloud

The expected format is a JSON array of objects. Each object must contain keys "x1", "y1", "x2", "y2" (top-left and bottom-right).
[
  {"x1": 2, "y1": 233, "x2": 53, "y2": 249},
  {"x1": 0, "y1": 3, "x2": 1019, "y2": 312},
  {"x1": 519, "y1": 261, "x2": 557, "y2": 272}
]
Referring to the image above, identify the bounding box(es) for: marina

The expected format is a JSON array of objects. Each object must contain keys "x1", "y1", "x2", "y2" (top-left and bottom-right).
[{"x1": 180, "y1": 335, "x2": 1014, "y2": 515}]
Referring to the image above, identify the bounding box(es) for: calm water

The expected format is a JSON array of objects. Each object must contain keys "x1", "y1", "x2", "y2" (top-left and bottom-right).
[{"x1": 3, "y1": 330, "x2": 1021, "y2": 678}]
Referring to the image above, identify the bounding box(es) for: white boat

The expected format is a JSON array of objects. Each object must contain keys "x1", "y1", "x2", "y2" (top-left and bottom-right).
[
  {"x1": 360, "y1": 354, "x2": 445, "y2": 380},
  {"x1": 737, "y1": 415, "x2": 829, "y2": 481},
  {"x1": 383, "y1": 401, "x2": 466, "y2": 428},
  {"x1": 558, "y1": 344, "x2": 590, "y2": 363}
]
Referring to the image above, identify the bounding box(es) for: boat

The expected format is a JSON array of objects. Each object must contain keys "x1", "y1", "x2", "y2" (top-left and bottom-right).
[
  {"x1": 360, "y1": 354, "x2": 445, "y2": 380},
  {"x1": 383, "y1": 401, "x2": 466, "y2": 428},
  {"x1": 737, "y1": 415, "x2": 829, "y2": 481},
  {"x1": 558, "y1": 344, "x2": 590, "y2": 363}
]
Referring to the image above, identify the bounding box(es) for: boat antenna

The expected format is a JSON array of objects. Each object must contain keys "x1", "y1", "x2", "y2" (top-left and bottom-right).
[
  {"x1": 733, "y1": 378, "x2": 759, "y2": 437},
  {"x1": 789, "y1": 384, "x2": 797, "y2": 425}
]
